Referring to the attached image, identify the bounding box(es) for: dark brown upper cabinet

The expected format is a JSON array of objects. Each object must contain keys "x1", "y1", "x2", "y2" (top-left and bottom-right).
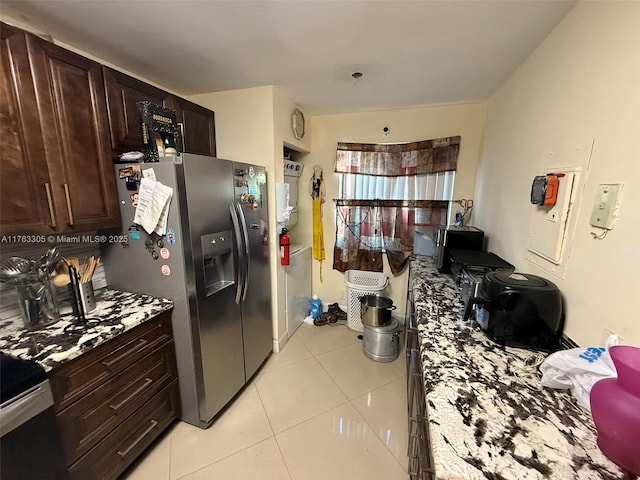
[
  {"x1": 0, "y1": 24, "x2": 119, "y2": 235},
  {"x1": 164, "y1": 95, "x2": 217, "y2": 157},
  {"x1": 0, "y1": 24, "x2": 54, "y2": 235},
  {"x1": 103, "y1": 67, "x2": 171, "y2": 157}
]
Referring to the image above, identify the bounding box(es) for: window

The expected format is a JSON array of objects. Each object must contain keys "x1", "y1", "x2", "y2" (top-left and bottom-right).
[{"x1": 333, "y1": 137, "x2": 460, "y2": 274}]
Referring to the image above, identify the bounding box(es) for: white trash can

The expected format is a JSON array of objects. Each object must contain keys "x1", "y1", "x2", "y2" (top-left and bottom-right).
[{"x1": 344, "y1": 270, "x2": 388, "y2": 332}]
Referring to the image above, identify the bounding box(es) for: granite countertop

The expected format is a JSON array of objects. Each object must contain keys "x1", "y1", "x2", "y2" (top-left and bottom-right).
[
  {"x1": 0, "y1": 288, "x2": 173, "y2": 372},
  {"x1": 411, "y1": 255, "x2": 623, "y2": 480}
]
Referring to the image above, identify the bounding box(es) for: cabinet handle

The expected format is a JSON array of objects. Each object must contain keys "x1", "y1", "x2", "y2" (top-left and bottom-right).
[
  {"x1": 101, "y1": 339, "x2": 148, "y2": 368},
  {"x1": 117, "y1": 419, "x2": 158, "y2": 457},
  {"x1": 109, "y1": 378, "x2": 153, "y2": 411},
  {"x1": 178, "y1": 122, "x2": 185, "y2": 145},
  {"x1": 63, "y1": 183, "x2": 74, "y2": 225},
  {"x1": 44, "y1": 183, "x2": 57, "y2": 227}
]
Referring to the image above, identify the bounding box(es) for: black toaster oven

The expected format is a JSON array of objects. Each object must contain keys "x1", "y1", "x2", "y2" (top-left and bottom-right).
[{"x1": 434, "y1": 226, "x2": 484, "y2": 273}]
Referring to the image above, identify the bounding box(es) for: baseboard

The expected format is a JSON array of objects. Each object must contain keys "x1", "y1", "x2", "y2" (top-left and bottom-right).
[{"x1": 272, "y1": 331, "x2": 289, "y2": 353}]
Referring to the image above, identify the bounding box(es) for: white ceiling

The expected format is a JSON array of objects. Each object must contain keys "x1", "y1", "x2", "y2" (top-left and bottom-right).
[{"x1": 3, "y1": 0, "x2": 576, "y2": 115}]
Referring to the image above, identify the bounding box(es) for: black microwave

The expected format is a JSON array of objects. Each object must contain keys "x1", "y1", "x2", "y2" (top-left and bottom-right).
[{"x1": 435, "y1": 225, "x2": 484, "y2": 273}]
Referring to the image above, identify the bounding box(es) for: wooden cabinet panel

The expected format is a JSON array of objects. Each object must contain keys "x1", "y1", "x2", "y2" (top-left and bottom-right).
[
  {"x1": 58, "y1": 341, "x2": 177, "y2": 465},
  {"x1": 69, "y1": 380, "x2": 180, "y2": 480},
  {"x1": 0, "y1": 24, "x2": 55, "y2": 235},
  {"x1": 0, "y1": 23, "x2": 119, "y2": 235},
  {"x1": 51, "y1": 311, "x2": 179, "y2": 479},
  {"x1": 165, "y1": 95, "x2": 216, "y2": 157},
  {"x1": 103, "y1": 67, "x2": 170, "y2": 155},
  {"x1": 27, "y1": 34, "x2": 120, "y2": 232},
  {"x1": 49, "y1": 312, "x2": 173, "y2": 412}
]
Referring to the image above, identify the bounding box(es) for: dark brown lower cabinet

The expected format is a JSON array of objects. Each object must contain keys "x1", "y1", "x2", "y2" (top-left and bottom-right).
[
  {"x1": 407, "y1": 348, "x2": 435, "y2": 480},
  {"x1": 406, "y1": 293, "x2": 435, "y2": 480},
  {"x1": 49, "y1": 312, "x2": 180, "y2": 480},
  {"x1": 69, "y1": 381, "x2": 180, "y2": 480}
]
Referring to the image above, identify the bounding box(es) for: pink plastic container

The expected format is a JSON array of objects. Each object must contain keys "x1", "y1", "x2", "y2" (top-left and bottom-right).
[{"x1": 590, "y1": 345, "x2": 640, "y2": 477}]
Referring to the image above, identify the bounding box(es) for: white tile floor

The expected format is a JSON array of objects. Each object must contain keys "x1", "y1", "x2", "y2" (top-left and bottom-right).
[{"x1": 124, "y1": 323, "x2": 408, "y2": 480}]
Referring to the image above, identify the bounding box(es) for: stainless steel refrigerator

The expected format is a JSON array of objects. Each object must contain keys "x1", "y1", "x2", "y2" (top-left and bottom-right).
[{"x1": 101, "y1": 153, "x2": 272, "y2": 428}]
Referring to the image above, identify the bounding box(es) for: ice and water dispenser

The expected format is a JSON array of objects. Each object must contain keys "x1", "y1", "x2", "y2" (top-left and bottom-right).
[{"x1": 201, "y1": 230, "x2": 235, "y2": 296}]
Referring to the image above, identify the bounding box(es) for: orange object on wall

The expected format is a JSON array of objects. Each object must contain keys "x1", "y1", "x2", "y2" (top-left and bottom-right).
[{"x1": 543, "y1": 174, "x2": 561, "y2": 206}]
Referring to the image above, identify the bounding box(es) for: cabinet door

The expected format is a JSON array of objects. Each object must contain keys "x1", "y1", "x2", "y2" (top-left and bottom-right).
[
  {"x1": 165, "y1": 95, "x2": 216, "y2": 157},
  {"x1": 103, "y1": 67, "x2": 170, "y2": 155},
  {"x1": 0, "y1": 24, "x2": 55, "y2": 235},
  {"x1": 27, "y1": 34, "x2": 120, "y2": 231}
]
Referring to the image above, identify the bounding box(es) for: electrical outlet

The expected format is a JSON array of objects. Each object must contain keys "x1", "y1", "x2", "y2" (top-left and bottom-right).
[{"x1": 338, "y1": 290, "x2": 347, "y2": 303}]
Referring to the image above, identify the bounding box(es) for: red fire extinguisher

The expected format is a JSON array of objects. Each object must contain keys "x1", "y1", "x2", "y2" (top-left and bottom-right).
[{"x1": 280, "y1": 229, "x2": 290, "y2": 266}]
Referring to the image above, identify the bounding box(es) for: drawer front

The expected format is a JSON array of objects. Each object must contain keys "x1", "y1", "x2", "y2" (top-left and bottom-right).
[
  {"x1": 58, "y1": 341, "x2": 177, "y2": 465},
  {"x1": 49, "y1": 312, "x2": 172, "y2": 411},
  {"x1": 69, "y1": 380, "x2": 180, "y2": 480}
]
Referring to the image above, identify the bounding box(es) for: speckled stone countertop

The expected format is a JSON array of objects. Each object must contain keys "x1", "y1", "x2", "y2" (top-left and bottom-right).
[
  {"x1": 411, "y1": 255, "x2": 623, "y2": 480},
  {"x1": 0, "y1": 289, "x2": 173, "y2": 372}
]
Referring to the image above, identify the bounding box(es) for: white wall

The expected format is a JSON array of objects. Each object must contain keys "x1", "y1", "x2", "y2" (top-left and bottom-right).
[
  {"x1": 474, "y1": 1, "x2": 640, "y2": 346},
  {"x1": 303, "y1": 103, "x2": 487, "y2": 313}
]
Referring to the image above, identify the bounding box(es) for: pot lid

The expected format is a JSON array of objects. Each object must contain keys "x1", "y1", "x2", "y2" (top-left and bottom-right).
[{"x1": 489, "y1": 271, "x2": 548, "y2": 288}]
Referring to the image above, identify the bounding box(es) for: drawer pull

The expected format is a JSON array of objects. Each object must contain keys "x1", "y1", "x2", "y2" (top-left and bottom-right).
[
  {"x1": 110, "y1": 378, "x2": 153, "y2": 411},
  {"x1": 44, "y1": 183, "x2": 57, "y2": 227},
  {"x1": 102, "y1": 339, "x2": 148, "y2": 368},
  {"x1": 63, "y1": 183, "x2": 74, "y2": 225},
  {"x1": 117, "y1": 419, "x2": 158, "y2": 457}
]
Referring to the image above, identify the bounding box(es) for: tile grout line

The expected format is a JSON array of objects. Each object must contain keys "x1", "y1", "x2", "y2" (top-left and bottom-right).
[
  {"x1": 347, "y1": 377, "x2": 410, "y2": 473},
  {"x1": 254, "y1": 355, "x2": 310, "y2": 480},
  {"x1": 172, "y1": 435, "x2": 279, "y2": 480},
  {"x1": 186, "y1": 326, "x2": 404, "y2": 478},
  {"x1": 308, "y1": 330, "x2": 409, "y2": 472},
  {"x1": 307, "y1": 329, "x2": 408, "y2": 475},
  {"x1": 271, "y1": 397, "x2": 352, "y2": 437},
  {"x1": 171, "y1": 384, "x2": 276, "y2": 479}
]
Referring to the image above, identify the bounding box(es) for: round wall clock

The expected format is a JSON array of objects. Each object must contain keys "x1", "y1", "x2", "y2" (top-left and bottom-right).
[{"x1": 292, "y1": 108, "x2": 305, "y2": 140}]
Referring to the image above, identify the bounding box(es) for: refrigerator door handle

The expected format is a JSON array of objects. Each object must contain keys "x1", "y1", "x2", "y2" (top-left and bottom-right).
[
  {"x1": 236, "y1": 203, "x2": 250, "y2": 301},
  {"x1": 229, "y1": 204, "x2": 244, "y2": 305}
]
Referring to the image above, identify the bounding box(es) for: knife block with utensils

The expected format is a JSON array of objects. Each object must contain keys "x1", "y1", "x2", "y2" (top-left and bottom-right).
[{"x1": 64, "y1": 264, "x2": 101, "y2": 334}]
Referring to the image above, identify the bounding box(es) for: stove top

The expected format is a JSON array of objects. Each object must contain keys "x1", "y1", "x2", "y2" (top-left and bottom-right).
[{"x1": 0, "y1": 353, "x2": 46, "y2": 403}]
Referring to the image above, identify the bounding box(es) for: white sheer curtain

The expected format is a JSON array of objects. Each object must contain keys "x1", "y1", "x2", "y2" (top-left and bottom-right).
[
  {"x1": 339, "y1": 172, "x2": 455, "y2": 201},
  {"x1": 334, "y1": 137, "x2": 459, "y2": 274}
]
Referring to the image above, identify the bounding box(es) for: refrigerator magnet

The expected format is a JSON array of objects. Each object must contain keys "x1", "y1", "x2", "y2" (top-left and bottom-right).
[
  {"x1": 128, "y1": 225, "x2": 141, "y2": 241},
  {"x1": 161, "y1": 264, "x2": 171, "y2": 276},
  {"x1": 166, "y1": 229, "x2": 176, "y2": 247},
  {"x1": 160, "y1": 247, "x2": 170, "y2": 260},
  {"x1": 119, "y1": 165, "x2": 140, "y2": 179}
]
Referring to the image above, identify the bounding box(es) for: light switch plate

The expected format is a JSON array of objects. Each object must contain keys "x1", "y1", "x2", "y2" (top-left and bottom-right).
[{"x1": 589, "y1": 183, "x2": 623, "y2": 229}]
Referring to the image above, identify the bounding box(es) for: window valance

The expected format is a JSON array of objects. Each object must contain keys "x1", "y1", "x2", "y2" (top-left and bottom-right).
[{"x1": 335, "y1": 136, "x2": 460, "y2": 177}]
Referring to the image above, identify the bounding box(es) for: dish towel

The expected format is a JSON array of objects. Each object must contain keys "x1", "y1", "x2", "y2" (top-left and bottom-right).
[{"x1": 311, "y1": 167, "x2": 326, "y2": 281}]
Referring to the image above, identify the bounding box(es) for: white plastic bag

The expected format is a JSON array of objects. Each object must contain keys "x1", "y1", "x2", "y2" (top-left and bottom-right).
[{"x1": 539, "y1": 334, "x2": 619, "y2": 411}]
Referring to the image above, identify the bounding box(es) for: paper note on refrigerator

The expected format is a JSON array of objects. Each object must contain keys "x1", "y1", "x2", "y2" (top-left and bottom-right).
[{"x1": 134, "y1": 178, "x2": 173, "y2": 235}]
